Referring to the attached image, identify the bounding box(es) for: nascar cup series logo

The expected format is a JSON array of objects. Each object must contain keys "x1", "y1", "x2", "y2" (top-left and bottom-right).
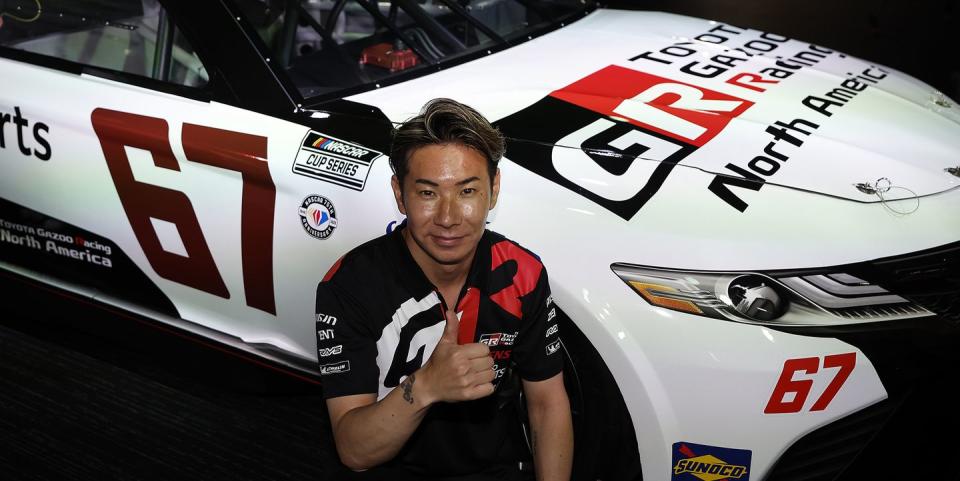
[
  {"x1": 292, "y1": 131, "x2": 383, "y2": 191},
  {"x1": 298, "y1": 195, "x2": 338, "y2": 239}
]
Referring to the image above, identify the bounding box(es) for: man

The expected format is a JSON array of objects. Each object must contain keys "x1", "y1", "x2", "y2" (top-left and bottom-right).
[{"x1": 315, "y1": 98, "x2": 573, "y2": 480}]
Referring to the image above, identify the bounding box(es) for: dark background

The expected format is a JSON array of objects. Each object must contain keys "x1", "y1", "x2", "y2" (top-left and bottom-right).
[{"x1": 606, "y1": 0, "x2": 960, "y2": 101}]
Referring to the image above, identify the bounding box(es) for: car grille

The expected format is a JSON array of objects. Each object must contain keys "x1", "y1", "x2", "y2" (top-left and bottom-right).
[
  {"x1": 850, "y1": 241, "x2": 960, "y2": 324},
  {"x1": 763, "y1": 398, "x2": 898, "y2": 481}
]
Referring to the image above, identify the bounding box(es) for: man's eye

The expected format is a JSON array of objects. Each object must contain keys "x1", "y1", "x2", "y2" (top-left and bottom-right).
[
  {"x1": 462, "y1": 188, "x2": 476, "y2": 195},
  {"x1": 419, "y1": 190, "x2": 436, "y2": 197}
]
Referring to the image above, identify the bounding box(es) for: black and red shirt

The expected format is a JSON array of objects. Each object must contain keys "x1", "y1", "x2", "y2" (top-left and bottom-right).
[{"x1": 315, "y1": 225, "x2": 562, "y2": 476}]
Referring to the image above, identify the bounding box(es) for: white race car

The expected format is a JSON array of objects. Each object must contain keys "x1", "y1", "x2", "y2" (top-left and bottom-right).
[{"x1": 2, "y1": 1, "x2": 958, "y2": 480}]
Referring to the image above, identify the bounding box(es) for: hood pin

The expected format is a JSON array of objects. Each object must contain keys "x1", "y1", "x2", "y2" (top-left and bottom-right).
[{"x1": 855, "y1": 177, "x2": 892, "y2": 195}]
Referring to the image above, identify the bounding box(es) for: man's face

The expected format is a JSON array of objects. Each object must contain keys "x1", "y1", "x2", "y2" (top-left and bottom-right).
[{"x1": 392, "y1": 143, "x2": 500, "y2": 267}]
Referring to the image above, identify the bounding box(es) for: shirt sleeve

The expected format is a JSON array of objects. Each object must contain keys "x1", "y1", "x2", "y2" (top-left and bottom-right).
[
  {"x1": 315, "y1": 265, "x2": 380, "y2": 399},
  {"x1": 511, "y1": 267, "x2": 564, "y2": 382}
]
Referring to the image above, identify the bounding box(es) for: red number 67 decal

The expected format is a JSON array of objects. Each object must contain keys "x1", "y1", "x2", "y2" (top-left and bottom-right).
[
  {"x1": 92, "y1": 108, "x2": 277, "y2": 315},
  {"x1": 764, "y1": 352, "x2": 856, "y2": 414}
]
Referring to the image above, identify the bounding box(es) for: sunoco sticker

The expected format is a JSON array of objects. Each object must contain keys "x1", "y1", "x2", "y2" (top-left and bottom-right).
[
  {"x1": 292, "y1": 131, "x2": 382, "y2": 191},
  {"x1": 671, "y1": 441, "x2": 751, "y2": 481}
]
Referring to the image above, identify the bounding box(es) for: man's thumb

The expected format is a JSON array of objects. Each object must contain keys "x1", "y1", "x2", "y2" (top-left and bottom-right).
[{"x1": 441, "y1": 308, "x2": 459, "y2": 343}]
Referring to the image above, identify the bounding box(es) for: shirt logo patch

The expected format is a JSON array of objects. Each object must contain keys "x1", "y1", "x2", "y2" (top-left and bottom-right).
[
  {"x1": 317, "y1": 329, "x2": 335, "y2": 341},
  {"x1": 491, "y1": 349, "x2": 512, "y2": 361},
  {"x1": 317, "y1": 313, "x2": 338, "y2": 325},
  {"x1": 319, "y1": 360, "x2": 350, "y2": 375},
  {"x1": 480, "y1": 332, "x2": 517, "y2": 347},
  {"x1": 545, "y1": 339, "x2": 561, "y2": 355},
  {"x1": 545, "y1": 324, "x2": 559, "y2": 338},
  {"x1": 318, "y1": 345, "x2": 343, "y2": 357}
]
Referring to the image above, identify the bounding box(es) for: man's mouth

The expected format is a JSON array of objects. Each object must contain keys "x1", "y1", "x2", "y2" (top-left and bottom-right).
[{"x1": 431, "y1": 234, "x2": 466, "y2": 247}]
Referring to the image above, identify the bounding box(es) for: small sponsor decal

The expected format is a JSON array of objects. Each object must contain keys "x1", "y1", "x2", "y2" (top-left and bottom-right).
[
  {"x1": 318, "y1": 344, "x2": 343, "y2": 357},
  {"x1": 546, "y1": 295, "x2": 554, "y2": 307},
  {"x1": 317, "y1": 313, "x2": 338, "y2": 325},
  {"x1": 545, "y1": 324, "x2": 559, "y2": 338},
  {"x1": 480, "y1": 332, "x2": 517, "y2": 347},
  {"x1": 320, "y1": 360, "x2": 350, "y2": 375},
  {"x1": 317, "y1": 328, "x2": 335, "y2": 341},
  {"x1": 292, "y1": 131, "x2": 382, "y2": 191},
  {"x1": 545, "y1": 339, "x2": 561, "y2": 355},
  {"x1": 492, "y1": 363, "x2": 507, "y2": 379},
  {"x1": 547, "y1": 307, "x2": 556, "y2": 322},
  {"x1": 671, "y1": 442, "x2": 751, "y2": 481},
  {"x1": 299, "y1": 195, "x2": 338, "y2": 239}
]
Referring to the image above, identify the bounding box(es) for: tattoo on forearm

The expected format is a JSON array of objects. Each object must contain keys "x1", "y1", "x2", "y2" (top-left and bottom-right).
[{"x1": 401, "y1": 373, "x2": 415, "y2": 404}]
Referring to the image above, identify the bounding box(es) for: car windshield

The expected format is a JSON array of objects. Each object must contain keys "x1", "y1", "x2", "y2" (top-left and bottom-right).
[{"x1": 235, "y1": 0, "x2": 594, "y2": 100}]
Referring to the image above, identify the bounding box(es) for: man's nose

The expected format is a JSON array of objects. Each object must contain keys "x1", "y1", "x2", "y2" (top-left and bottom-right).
[{"x1": 434, "y1": 195, "x2": 462, "y2": 227}]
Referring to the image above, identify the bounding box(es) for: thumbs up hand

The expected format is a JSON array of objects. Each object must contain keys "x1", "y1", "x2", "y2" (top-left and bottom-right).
[
  {"x1": 416, "y1": 308, "x2": 496, "y2": 404},
  {"x1": 439, "y1": 308, "x2": 460, "y2": 345}
]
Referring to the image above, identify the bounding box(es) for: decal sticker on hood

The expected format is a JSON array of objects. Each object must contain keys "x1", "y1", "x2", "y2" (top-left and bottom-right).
[
  {"x1": 292, "y1": 131, "x2": 383, "y2": 191},
  {"x1": 496, "y1": 22, "x2": 912, "y2": 217},
  {"x1": 497, "y1": 66, "x2": 752, "y2": 219}
]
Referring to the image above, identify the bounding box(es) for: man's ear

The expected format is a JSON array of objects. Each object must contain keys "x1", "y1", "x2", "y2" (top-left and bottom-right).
[
  {"x1": 391, "y1": 175, "x2": 407, "y2": 215},
  {"x1": 489, "y1": 168, "x2": 501, "y2": 210}
]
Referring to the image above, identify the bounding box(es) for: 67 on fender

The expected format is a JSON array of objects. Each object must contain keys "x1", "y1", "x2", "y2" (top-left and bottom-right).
[{"x1": 92, "y1": 108, "x2": 278, "y2": 315}]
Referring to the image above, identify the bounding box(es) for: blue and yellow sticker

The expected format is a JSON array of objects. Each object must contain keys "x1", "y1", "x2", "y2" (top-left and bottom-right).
[{"x1": 671, "y1": 442, "x2": 752, "y2": 481}]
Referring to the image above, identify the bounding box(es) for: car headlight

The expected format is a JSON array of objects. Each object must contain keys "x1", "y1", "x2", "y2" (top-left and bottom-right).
[{"x1": 611, "y1": 263, "x2": 934, "y2": 326}]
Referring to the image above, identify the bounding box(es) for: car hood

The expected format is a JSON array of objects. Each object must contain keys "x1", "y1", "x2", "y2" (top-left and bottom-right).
[{"x1": 350, "y1": 9, "x2": 960, "y2": 204}]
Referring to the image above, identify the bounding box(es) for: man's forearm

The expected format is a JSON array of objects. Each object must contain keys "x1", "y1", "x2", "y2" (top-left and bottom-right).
[
  {"x1": 529, "y1": 401, "x2": 574, "y2": 481},
  {"x1": 334, "y1": 373, "x2": 431, "y2": 470}
]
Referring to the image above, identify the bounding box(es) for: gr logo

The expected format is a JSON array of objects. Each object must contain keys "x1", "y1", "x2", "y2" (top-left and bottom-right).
[{"x1": 496, "y1": 66, "x2": 752, "y2": 219}]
